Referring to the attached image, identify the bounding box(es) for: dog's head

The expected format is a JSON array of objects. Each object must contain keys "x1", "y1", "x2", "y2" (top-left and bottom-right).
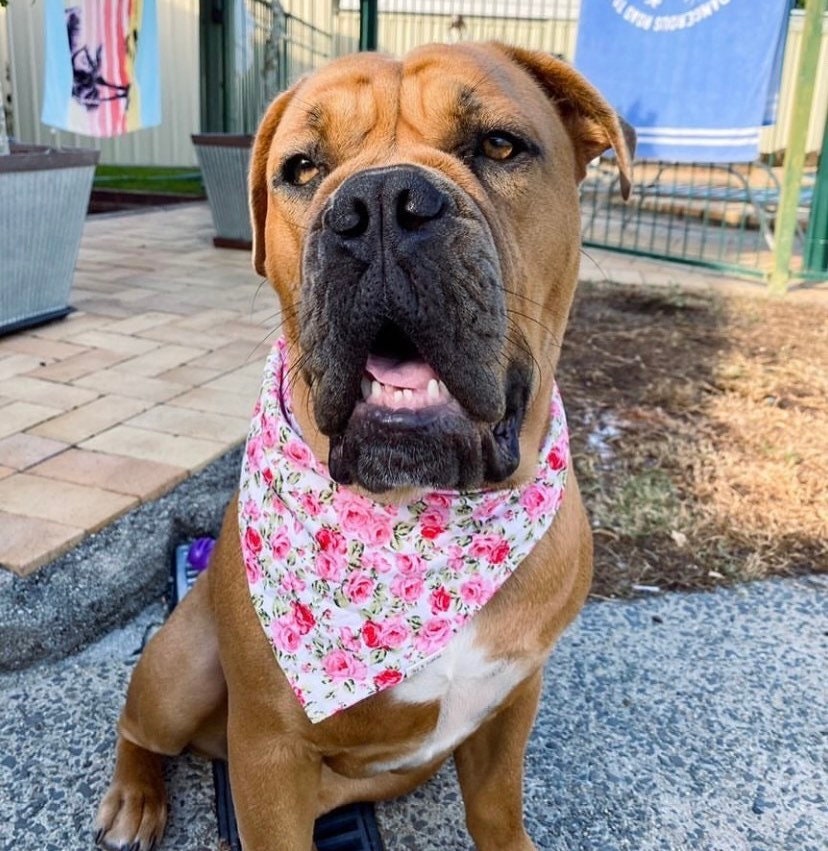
[{"x1": 250, "y1": 43, "x2": 633, "y2": 494}]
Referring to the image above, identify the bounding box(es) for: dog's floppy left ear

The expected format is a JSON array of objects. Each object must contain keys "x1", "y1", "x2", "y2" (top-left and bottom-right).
[
  {"x1": 249, "y1": 86, "x2": 298, "y2": 276},
  {"x1": 495, "y1": 44, "x2": 635, "y2": 200}
]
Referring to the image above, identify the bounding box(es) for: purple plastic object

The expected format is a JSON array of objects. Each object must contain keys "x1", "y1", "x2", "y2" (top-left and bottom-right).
[{"x1": 187, "y1": 537, "x2": 216, "y2": 572}]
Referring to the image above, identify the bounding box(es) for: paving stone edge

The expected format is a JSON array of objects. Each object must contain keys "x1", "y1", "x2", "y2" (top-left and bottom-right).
[{"x1": 0, "y1": 446, "x2": 243, "y2": 672}]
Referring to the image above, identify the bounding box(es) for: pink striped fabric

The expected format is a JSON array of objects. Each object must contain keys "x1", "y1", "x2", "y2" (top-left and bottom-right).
[{"x1": 65, "y1": 0, "x2": 138, "y2": 136}]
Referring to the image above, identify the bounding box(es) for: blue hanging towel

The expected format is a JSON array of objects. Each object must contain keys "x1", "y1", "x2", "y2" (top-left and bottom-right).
[
  {"x1": 574, "y1": 0, "x2": 792, "y2": 162},
  {"x1": 42, "y1": 0, "x2": 161, "y2": 137}
]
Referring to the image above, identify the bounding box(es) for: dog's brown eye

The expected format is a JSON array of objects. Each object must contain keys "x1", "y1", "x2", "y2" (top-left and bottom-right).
[
  {"x1": 481, "y1": 134, "x2": 515, "y2": 161},
  {"x1": 283, "y1": 155, "x2": 320, "y2": 187}
]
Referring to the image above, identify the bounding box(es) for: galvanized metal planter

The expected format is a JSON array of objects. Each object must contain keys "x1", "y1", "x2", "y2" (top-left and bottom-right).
[
  {"x1": 192, "y1": 134, "x2": 253, "y2": 250},
  {"x1": 0, "y1": 144, "x2": 99, "y2": 336}
]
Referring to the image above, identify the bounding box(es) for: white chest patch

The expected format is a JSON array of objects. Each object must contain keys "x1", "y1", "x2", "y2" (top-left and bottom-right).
[{"x1": 372, "y1": 624, "x2": 530, "y2": 773}]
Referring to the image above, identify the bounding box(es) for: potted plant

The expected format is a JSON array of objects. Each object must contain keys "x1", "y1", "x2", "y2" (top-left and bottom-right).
[
  {"x1": 0, "y1": 0, "x2": 99, "y2": 336},
  {"x1": 189, "y1": 0, "x2": 293, "y2": 251},
  {"x1": 191, "y1": 133, "x2": 253, "y2": 250}
]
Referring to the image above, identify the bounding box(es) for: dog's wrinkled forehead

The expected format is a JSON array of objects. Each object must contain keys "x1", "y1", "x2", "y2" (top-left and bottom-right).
[
  {"x1": 271, "y1": 54, "x2": 400, "y2": 163},
  {"x1": 251, "y1": 44, "x2": 634, "y2": 280},
  {"x1": 268, "y1": 45, "x2": 568, "y2": 184}
]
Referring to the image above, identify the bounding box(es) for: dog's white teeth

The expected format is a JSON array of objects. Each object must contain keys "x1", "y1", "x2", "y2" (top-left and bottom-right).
[{"x1": 364, "y1": 375, "x2": 451, "y2": 409}]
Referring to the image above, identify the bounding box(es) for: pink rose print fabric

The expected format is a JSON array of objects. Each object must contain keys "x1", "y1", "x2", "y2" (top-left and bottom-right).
[{"x1": 238, "y1": 339, "x2": 569, "y2": 723}]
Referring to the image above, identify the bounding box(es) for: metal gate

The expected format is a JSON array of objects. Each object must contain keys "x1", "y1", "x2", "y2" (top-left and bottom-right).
[{"x1": 200, "y1": 0, "x2": 334, "y2": 134}]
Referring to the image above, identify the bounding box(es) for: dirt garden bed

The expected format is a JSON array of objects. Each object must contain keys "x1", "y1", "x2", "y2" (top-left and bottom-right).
[{"x1": 559, "y1": 279, "x2": 827, "y2": 599}]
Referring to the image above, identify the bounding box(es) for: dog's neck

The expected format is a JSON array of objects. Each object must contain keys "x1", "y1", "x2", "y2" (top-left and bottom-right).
[{"x1": 237, "y1": 339, "x2": 570, "y2": 722}]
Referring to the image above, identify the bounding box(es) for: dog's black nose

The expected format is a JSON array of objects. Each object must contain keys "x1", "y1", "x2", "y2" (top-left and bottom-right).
[{"x1": 327, "y1": 166, "x2": 447, "y2": 241}]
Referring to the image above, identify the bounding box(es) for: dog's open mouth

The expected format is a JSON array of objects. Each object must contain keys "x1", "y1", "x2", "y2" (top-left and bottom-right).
[
  {"x1": 361, "y1": 356, "x2": 451, "y2": 410},
  {"x1": 357, "y1": 321, "x2": 459, "y2": 416},
  {"x1": 324, "y1": 320, "x2": 530, "y2": 493}
]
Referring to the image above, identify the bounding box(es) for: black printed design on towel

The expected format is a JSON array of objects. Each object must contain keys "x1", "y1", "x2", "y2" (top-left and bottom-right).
[{"x1": 65, "y1": 7, "x2": 131, "y2": 111}]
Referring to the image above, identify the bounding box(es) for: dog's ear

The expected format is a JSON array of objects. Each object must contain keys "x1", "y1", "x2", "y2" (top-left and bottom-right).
[
  {"x1": 249, "y1": 87, "x2": 298, "y2": 276},
  {"x1": 495, "y1": 44, "x2": 635, "y2": 200}
]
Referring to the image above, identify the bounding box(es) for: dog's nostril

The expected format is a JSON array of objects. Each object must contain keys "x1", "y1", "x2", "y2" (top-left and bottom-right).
[
  {"x1": 396, "y1": 185, "x2": 445, "y2": 232},
  {"x1": 328, "y1": 196, "x2": 370, "y2": 239}
]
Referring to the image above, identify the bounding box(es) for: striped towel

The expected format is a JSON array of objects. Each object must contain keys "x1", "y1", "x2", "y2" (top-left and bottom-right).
[
  {"x1": 574, "y1": 0, "x2": 792, "y2": 163},
  {"x1": 42, "y1": 0, "x2": 161, "y2": 137}
]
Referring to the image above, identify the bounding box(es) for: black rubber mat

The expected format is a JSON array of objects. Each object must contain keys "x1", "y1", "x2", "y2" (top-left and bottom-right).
[{"x1": 170, "y1": 540, "x2": 384, "y2": 851}]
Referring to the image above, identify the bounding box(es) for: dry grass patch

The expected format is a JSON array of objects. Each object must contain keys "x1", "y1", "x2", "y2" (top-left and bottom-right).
[{"x1": 558, "y1": 281, "x2": 827, "y2": 598}]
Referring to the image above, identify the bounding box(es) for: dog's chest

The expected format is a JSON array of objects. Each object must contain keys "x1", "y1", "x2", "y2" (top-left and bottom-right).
[{"x1": 370, "y1": 625, "x2": 528, "y2": 773}]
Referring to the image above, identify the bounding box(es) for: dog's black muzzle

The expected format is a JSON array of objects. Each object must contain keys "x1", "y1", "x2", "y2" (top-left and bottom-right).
[{"x1": 299, "y1": 165, "x2": 531, "y2": 492}]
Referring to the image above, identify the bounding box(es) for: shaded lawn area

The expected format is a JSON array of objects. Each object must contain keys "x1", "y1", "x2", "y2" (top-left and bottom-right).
[
  {"x1": 93, "y1": 165, "x2": 205, "y2": 196},
  {"x1": 559, "y1": 280, "x2": 827, "y2": 599}
]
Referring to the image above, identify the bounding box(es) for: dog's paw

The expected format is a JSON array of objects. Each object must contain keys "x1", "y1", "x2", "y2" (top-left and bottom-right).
[{"x1": 93, "y1": 782, "x2": 167, "y2": 851}]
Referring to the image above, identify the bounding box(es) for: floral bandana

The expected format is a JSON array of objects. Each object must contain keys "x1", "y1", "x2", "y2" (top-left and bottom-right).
[{"x1": 238, "y1": 339, "x2": 569, "y2": 723}]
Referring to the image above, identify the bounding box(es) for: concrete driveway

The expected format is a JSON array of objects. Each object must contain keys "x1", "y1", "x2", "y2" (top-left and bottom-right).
[{"x1": 1, "y1": 576, "x2": 825, "y2": 851}]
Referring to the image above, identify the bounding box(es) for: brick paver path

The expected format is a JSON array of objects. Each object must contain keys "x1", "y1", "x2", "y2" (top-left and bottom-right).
[{"x1": 0, "y1": 204, "x2": 274, "y2": 575}]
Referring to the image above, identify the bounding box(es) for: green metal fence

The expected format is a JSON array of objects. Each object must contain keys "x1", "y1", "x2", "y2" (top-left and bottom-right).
[
  {"x1": 580, "y1": 157, "x2": 815, "y2": 281},
  {"x1": 208, "y1": 0, "x2": 827, "y2": 285},
  {"x1": 202, "y1": 0, "x2": 333, "y2": 134},
  {"x1": 335, "y1": 0, "x2": 579, "y2": 58},
  {"x1": 805, "y1": 115, "x2": 828, "y2": 273}
]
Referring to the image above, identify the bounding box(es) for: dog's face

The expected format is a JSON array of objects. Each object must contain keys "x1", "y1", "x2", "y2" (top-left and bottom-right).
[{"x1": 250, "y1": 43, "x2": 632, "y2": 494}]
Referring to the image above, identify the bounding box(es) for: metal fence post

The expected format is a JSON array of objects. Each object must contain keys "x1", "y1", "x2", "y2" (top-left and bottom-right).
[
  {"x1": 199, "y1": 0, "x2": 228, "y2": 132},
  {"x1": 804, "y1": 112, "x2": 828, "y2": 275},
  {"x1": 769, "y1": 0, "x2": 827, "y2": 294},
  {"x1": 360, "y1": 0, "x2": 378, "y2": 51}
]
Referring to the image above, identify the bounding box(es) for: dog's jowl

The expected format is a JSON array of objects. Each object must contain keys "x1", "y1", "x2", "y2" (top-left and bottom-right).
[{"x1": 95, "y1": 42, "x2": 633, "y2": 851}]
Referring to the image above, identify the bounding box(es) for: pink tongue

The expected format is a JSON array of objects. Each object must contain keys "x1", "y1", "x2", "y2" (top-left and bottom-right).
[{"x1": 365, "y1": 356, "x2": 438, "y2": 390}]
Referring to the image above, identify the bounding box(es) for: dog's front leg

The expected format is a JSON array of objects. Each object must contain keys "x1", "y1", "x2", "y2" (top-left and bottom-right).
[
  {"x1": 454, "y1": 670, "x2": 542, "y2": 851},
  {"x1": 227, "y1": 712, "x2": 320, "y2": 851}
]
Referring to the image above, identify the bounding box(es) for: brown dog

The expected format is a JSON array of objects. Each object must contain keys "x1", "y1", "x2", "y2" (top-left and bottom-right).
[{"x1": 95, "y1": 42, "x2": 632, "y2": 851}]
